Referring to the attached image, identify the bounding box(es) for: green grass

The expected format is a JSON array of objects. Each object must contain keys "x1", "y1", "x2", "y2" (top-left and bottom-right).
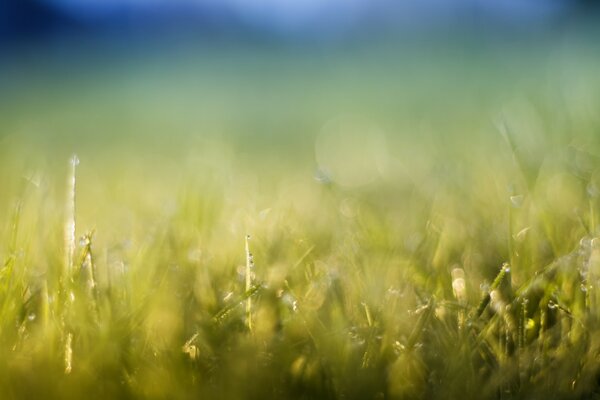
[{"x1": 2, "y1": 42, "x2": 600, "y2": 399}]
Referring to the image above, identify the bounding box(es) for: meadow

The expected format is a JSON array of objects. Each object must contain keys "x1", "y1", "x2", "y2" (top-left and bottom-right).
[{"x1": 1, "y1": 38, "x2": 600, "y2": 399}]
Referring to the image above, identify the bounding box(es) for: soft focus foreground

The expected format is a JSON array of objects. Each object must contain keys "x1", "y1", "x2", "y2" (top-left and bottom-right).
[{"x1": 2, "y1": 42, "x2": 600, "y2": 399}]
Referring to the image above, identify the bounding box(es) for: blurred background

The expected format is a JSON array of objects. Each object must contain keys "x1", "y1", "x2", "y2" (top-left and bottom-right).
[
  {"x1": 1, "y1": 0, "x2": 599, "y2": 184},
  {"x1": 1, "y1": 0, "x2": 598, "y2": 145},
  {"x1": 0, "y1": 0, "x2": 597, "y2": 42}
]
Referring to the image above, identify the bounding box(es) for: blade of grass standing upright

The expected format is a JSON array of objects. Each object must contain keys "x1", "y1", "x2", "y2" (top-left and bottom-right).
[
  {"x1": 65, "y1": 155, "x2": 79, "y2": 278},
  {"x1": 245, "y1": 235, "x2": 254, "y2": 332},
  {"x1": 63, "y1": 155, "x2": 79, "y2": 374},
  {"x1": 497, "y1": 119, "x2": 557, "y2": 256}
]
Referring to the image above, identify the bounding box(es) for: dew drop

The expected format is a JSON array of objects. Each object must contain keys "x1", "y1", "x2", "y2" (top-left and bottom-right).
[{"x1": 510, "y1": 195, "x2": 524, "y2": 208}]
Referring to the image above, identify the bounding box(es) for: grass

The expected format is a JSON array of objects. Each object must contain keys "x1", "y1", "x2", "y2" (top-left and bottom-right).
[{"x1": 2, "y1": 41, "x2": 600, "y2": 399}]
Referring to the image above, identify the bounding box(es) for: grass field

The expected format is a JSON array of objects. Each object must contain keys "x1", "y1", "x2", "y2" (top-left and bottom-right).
[{"x1": 2, "y1": 39, "x2": 600, "y2": 399}]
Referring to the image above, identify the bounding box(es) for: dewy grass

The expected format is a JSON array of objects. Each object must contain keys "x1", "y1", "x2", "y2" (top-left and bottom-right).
[
  {"x1": 65, "y1": 155, "x2": 79, "y2": 278},
  {"x1": 473, "y1": 263, "x2": 510, "y2": 319},
  {"x1": 245, "y1": 234, "x2": 254, "y2": 332},
  {"x1": 62, "y1": 154, "x2": 78, "y2": 375},
  {"x1": 4, "y1": 139, "x2": 600, "y2": 399},
  {"x1": 3, "y1": 47, "x2": 600, "y2": 399}
]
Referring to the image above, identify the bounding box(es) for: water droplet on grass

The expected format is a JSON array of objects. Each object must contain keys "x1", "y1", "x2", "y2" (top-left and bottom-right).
[{"x1": 510, "y1": 195, "x2": 524, "y2": 208}]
